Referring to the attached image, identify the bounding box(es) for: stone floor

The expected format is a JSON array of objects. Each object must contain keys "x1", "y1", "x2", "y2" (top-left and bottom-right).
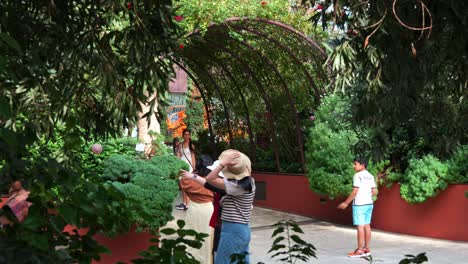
[{"x1": 170, "y1": 199, "x2": 468, "y2": 264}]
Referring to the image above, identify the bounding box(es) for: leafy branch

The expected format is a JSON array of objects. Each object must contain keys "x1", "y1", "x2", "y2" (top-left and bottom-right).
[
  {"x1": 268, "y1": 219, "x2": 317, "y2": 263},
  {"x1": 398, "y1": 253, "x2": 428, "y2": 264},
  {"x1": 133, "y1": 219, "x2": 208, "y2": 264}
]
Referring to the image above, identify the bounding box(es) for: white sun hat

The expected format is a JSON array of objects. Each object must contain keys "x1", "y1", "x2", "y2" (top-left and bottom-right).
[
  {"x1": 207, "y1": 160, "x2": 225, "y2": 178},
  {"x1": 218, "y1": 149, "x2": 251, "y2": 180}
]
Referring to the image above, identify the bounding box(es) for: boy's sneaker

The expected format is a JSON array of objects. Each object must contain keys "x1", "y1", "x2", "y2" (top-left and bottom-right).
[
  {"x1": 363, "y1": 247, "x2": 371, "y2": 256},
  {"x1": 175, "y1": 203, "x2": 188, "y2": 210},
  {"x1": 347, "y1": 248, "x2": 367, "y2": 258}
]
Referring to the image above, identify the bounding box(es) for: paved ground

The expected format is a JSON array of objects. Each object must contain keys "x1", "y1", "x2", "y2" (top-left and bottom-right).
[{"x1": 170, "y1": 200, "x2": 468, "y2": 264}]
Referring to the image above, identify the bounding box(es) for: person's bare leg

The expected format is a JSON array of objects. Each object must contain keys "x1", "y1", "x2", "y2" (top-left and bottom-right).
[
  {"x1": 364, "y1": 224, "x2": 371, "y2": 248},
  {"x1": 357, "y1": 225, "x2": 365, "y2": 249}
]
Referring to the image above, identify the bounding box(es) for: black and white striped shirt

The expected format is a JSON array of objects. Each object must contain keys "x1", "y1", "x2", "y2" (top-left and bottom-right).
[{"x1": 221, "y1": 177, "x2": 256, "y2": 224}]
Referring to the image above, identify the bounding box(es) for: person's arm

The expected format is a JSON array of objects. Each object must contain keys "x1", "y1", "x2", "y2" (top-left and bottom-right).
[
  {"x1": 204, "y1": 182, "x2": 226, "y2": 194},
  {"x1": 176, "y1": 145, "x2": 181, "y2": 159},
  {"x1": 191, "y1": 144, "x2": 196, "y2": 170},
  {"x1": 180, "y1": 170, "x2": 226, "y2": 194},
  {"x1": 371, "y1": 177, "x2": 378, "y2": 196},
  {"x1": 181, "y1": 169, "x2": 206, "y2": 186},
  {"x1": 204, "y1": 167, "x2": 226, "y2": 190},
  {"x1": 338, "y1": 187, "x2": 359, "y2": 209},
  {"x1": 205, "y1": 151, "x2": 241, "y2": 190}
]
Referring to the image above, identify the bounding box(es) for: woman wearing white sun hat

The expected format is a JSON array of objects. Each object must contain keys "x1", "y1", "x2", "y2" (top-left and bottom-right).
[{"x1": 205, "y1": 149, "x2": 256, "y2": 264}]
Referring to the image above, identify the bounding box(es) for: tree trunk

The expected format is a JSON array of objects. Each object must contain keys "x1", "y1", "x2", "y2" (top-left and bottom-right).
[{"x1": 137, "y1": 92, "x2": 160, "y2": 156}]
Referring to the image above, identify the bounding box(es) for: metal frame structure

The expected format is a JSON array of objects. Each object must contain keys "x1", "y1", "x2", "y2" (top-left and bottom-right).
[{"x1": 174, "y1": 18, "x2": 328, "y2": 172}]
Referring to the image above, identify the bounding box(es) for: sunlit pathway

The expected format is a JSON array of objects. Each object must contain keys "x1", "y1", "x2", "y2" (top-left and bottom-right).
[
  {"x1": 167, "y1": 199, "x2": 468, "y2": 264},
  {"x1": 250, "y1": 207, "x2": 468, "y2": 264}
]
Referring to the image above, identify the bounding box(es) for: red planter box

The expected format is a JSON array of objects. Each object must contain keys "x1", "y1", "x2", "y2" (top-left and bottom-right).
[
  {"x1": 59, "y1": 226, "x2": 154, "y2": 263},
  {"x1": 253, "y1": 172, "x2": 468, "y2": 241},
  {"x1": 62, "y1": 225, "x2": 153, "y2": 264},
  {"x1": 1, "y1": 198, "x2": 152, "y2": 263},
  {"x1": 253, "y1": 172, "x2": 352, "y2": 225},
  {"x1": 92, "y1": 229, "x2": 153, "y2": 264}
]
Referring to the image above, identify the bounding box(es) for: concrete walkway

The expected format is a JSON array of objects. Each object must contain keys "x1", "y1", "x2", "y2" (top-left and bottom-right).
[
  {"x1": 249, "y1": 207, "x2": 468, "y2": 264},
  {"x1": 171, "y1": 204, "x2": 468, "y2": 264}
]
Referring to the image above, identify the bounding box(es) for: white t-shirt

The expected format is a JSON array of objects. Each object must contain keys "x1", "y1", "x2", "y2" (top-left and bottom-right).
[
  {"x1": 179, "y1": 147, "x2": 193, "y2": 172},
  {"x1": 353, "y1": 170, "x2": 376, "y2": 206}
]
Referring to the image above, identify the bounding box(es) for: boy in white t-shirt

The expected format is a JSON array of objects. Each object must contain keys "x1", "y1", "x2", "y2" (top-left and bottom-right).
[{"x1": 338, "y1": 157, "x2": 377, "y2": 258}]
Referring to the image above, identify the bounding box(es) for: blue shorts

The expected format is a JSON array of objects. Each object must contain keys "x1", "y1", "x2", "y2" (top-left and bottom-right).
[{"x1": 352, "y1": 204, "x2": 374, "y2": 225}]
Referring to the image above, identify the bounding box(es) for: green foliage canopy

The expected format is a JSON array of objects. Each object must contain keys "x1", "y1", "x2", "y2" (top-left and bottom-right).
[
  {"x1": 0, "y1": 0, "x2": 182, "y2": 262},
  {"x1": 0, "y1": 0, "x2": 180, "y2": 138},
  {"x1": 313, "y1": 0, "x2": 467, "y2": 163},
  {"x1": 175, "y1": 0, "x2": 319, "y2": 36}
]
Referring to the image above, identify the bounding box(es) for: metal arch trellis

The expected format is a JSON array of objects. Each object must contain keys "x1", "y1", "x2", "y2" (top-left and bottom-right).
[
  {"x1": 174, "y1": 51, "x2": 257, "y2": 161},
  {"x1": 234, "y1": 19, "x2": 330, "y2": 93},
  {"x1": 175, "y1": 41, "x2": 272, "y2": 167},
  {"x1": 181, "y1": 54, "x2": 234, "y2": 143},
  {"x1": 181, "y1": 44, "x2": 257, "y2": 161},
  {"x1": 223, "y1": 17, "x2": 326, "y2": 54},
  {"x1": 226, "y1": 24, "x2": 322, "y2": 105},
  {"x1": 192, "y1": 38, "x2": 282, "y2": 171},
  {"x1": 199, "y1": 29, "x2": 307, "y2": 172},
  {"x1": 176, "y1": 17, "x2": 329, "y2": 172}
]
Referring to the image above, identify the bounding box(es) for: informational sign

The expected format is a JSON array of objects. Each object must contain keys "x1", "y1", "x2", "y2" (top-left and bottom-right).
[{"x1": 135, "y1": 143, "x2": 145, "y2": 152}]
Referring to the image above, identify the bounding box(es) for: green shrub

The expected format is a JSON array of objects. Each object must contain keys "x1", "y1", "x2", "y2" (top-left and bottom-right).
[
  {"x1": 400, "y1": 155, "x2": 448, "y2": 203},
  {"x1": 253, "y1": 148, "x2": 277, "y2": 172},
  {"x1": 102, "y1": 155, "x2": 139, "y2": 182},
  {"x1": 385, "y1": 171, "x2": 404, "y2": 187},
  {"x1": 101, "y1": 154, "x2": 186, "y2": 230},
  {"x1": 304, "y1": 95, "x2": 358, "y2": 197},
  {"x1": 80, "y1": 137, "x2": 139, "y2": 177},
  {"x1": 446, "y1": 145, "x2": 468, "y2": 184},
  {"x1": 306, "y1": 122, "x2": 357, "y2": 198},
  {"x1": 133, "y1": 219, "x2": 208, "y2": 264},
  {"x1": 149, "y1": 155, "x2": 190, "y2": 179},
  {"x1": 148, "y1": 131, "x2": 171, "y2": 156}
]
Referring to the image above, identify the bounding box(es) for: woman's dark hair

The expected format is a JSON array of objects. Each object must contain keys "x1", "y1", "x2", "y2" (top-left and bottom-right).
[
  {"x1": 182, "y1": 129, "x2": 194, "y2": 152},
  {"x1": 172, "y1": 138, "x2": 179, "y2": 155},
  {"x1": 233, "y1": 176, "x2": 253, "y2": 193},
  {"x1": 1, "y1": 205, "x2": 18, "y2": 223},
  {"x1": 197, "y1": 166, "x2": 212, "y2": 177}
]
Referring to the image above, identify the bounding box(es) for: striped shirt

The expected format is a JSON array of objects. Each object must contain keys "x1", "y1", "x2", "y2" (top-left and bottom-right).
[{"x1": 221, "y1": 177, "x2": 256, "y2": 224}]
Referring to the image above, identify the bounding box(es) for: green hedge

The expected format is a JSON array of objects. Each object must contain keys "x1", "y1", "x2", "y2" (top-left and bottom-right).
[
  {"x1": 305, "y1": 94, "x2": 467, "y2": 204},
  {"x1": 101, "y1": 154, "x2": 188, "y2": 230}
]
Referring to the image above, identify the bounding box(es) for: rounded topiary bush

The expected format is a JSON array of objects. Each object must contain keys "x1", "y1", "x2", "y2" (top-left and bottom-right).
[
  {"x1": 400, "y1": 155, "x2": 448, "y2": 203},
  {"x1": 101, "y1": 154, "x2": 187, "y2": 230}
]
